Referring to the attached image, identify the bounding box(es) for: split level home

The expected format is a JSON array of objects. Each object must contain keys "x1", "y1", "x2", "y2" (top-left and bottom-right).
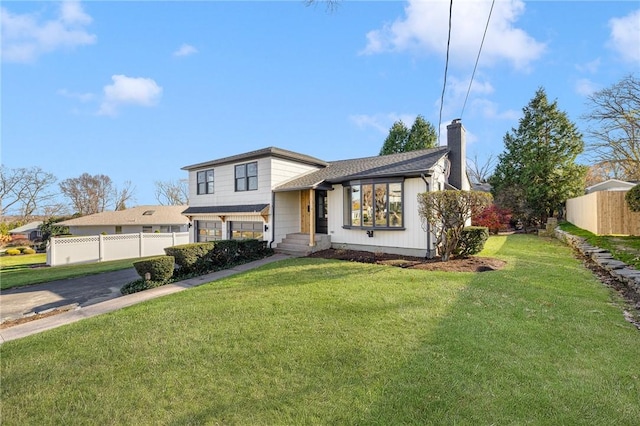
[
  {"x1": 58, "y1": 205, "x2": 190, "y2": 236},
  {"x1": 181, "y1": 119, "x2": 471, "y2": 258}
]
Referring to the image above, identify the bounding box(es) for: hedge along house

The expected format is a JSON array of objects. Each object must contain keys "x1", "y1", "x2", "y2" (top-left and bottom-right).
[{"x1": 181, "y1": 119, "x2": 470, "y2": 258}]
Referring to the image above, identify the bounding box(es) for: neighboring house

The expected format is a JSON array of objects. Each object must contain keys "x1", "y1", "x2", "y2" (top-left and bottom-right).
[
  {"x1": 181, "y1": 119, "x2": 470, "y2": 258},
  {"x1": 58, "y1": 206, "x2": 190, "y2": 236},
  {"x1": 585, "y1": 179, "x2": 637, "y2": 194},
  {"x1": 8, "y1": 221, "x2": 43, "y2": 242}
]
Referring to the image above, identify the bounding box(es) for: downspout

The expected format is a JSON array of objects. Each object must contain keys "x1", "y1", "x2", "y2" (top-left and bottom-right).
[
  {"x1": 420, "y1": 174, "x2": 432, "y2": 259},
  {"x1": 269, "y1": 191, "x2": 276, "y2": 248}
]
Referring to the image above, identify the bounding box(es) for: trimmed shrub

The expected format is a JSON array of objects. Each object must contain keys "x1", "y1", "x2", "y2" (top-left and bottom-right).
[
  {"x1": 165, "y1": 243, "x2": 214, "y2": 273},
  {"x1": 121, "y1": 279, "x2": 167, "y2": 295},
  {"x1": 194, "y1": 239, "x2": 272, "y2": 274},
  {"x1": 455, "y1": 226, "x2": 489, "y2": 257},
  {"x1": 5, "y1": 248, "x2": 21, "y2": 256},
  {"x1": 626, "y1": 184, "x2": 640, "y2": 212},
  {"x1": 133, "y1": 256, "x2": 175, "y2": 282},
  {"x1": 22, "y1": 248, "x2": 36, "y2": 255}
]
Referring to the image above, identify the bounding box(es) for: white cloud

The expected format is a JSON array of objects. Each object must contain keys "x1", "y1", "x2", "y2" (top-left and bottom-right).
[
  {"x1": 608, "y1": 9, "x2": 640, "y2": 64},
  {"x1": 1, "y1": 1, "x2": 96, "y2": 63},
  {"x1": 575, "y1": 58, "x2": 601, "y2": 74},
  {"x1": 361, "y1": 0, "x2": 545, "y2": 71},
  {"x1": 470, "y1": 99, "x2": 520, "y2": 120},
  {"x1": 173, "y1": 43, "x2": 198, "y2": 57},
  {"x1": 98, "y1": 75, "x2": 163, "y2": 116},
  {"x1": 350, "y1": 113, "x2": 418, "y2": 134},
  {"x1": 574, "y1": 78, "x2": 599, "y2": 97},
  {"x1": 57, "y1": 88, "x2": 94, "y2": 102}
]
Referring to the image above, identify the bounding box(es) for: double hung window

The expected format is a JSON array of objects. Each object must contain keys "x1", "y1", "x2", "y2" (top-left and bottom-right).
[
  {"x1": 235, "y1": 162, "x2": 258, "y2": 192},
  {"x1": 197, "y1": 169, "x2": 214, "y2": 195}
]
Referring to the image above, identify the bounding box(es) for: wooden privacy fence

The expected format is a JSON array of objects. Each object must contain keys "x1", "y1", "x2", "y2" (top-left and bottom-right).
[
  {"x1": 46, "y1": 232, "x2": 190, "y2": 266},
  {"x1": 566, "y1": 191, "x2": 640, "y2": 236}
]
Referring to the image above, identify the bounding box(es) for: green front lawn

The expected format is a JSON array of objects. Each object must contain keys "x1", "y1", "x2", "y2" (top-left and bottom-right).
[
  {"x1": 1, "y1": 234, "x2": 639, "y2": 424},
  {"x1": 0, "y1": 257, "x2": 145, "y2": 290}
]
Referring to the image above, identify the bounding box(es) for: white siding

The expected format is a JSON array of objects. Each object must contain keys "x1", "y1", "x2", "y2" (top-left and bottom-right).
[
  {"x1": 269, "y1": 158, "x2": 321, "y2": 188},
  {"x1": 274, "y1": 191, "x2": 300, "y2": 244},
  {"x1": 326, "y1": 178, "x2": 434, "y2": 257}
]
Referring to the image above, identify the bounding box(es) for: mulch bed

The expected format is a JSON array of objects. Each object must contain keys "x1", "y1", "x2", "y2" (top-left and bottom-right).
[{"x1": 307, "y1": 249, "x2": 506, "y2": 273}]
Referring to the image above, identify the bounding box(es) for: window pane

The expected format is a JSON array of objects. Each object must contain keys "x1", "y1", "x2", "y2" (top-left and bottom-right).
[
  {"x1": 206, "y1": 170, "x2": 214, "y2": 182},
  {"x1": 247, "y1": 162, "x2": 257, "y2": 176},
  {"x1": 351, "y1": 185, "x2": 361, "y2": 226},
  {"x1": 207, "y1": 182, "x2": 214, "y2": 193},
  {"x1": 248, "y1": 176, "x2": 258, "y2": 190},
  {"x1": 197, "y1": 171, "x2": 205, "y2": 183},
  {"x1": 389, "y1": 183, "x2": 402, "y2": 227},
  {"x1": 235, "y1": 165, "x2": 245, "y2": 178},
  {"x1": 362, "y1": 184, "x2": 373, "y2": 227},
  {"x1": 236, "y1": 177, "x2": 246, "y2": 191},
  {"x1": 374, "y1": 184, "x2": 388, "y2": 227}
]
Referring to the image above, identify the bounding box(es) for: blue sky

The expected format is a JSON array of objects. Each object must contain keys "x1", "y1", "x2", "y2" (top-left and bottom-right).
[{"x1": 2, "y1": 0, "x2": 639, "y2": 211}]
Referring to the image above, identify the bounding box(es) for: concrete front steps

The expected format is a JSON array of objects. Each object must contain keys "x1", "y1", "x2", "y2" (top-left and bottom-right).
[{"x1": 275, "y1": 233, "x2": 331, "y2": 256}]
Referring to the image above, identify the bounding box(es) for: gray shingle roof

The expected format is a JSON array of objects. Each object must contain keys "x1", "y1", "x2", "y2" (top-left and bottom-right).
[
  {"x1": 182, "y1": 147, "x2": 328, "y2": 171},
  {"x1": 274, "y1": 147, "x2": 449, "y2": 192},
  {"x1": 58, "y1": 206, "x2": 189, "y2": 226}
]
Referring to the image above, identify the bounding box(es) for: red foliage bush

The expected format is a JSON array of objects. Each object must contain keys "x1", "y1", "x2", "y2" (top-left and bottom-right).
[{"x1": 472, "y1": 204, "x2": 512, "y2": 234}]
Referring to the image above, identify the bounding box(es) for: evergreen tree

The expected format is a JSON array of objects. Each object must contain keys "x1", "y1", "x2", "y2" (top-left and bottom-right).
[
  {"x1": 379, "y1": 121, "x2": 409, "y2": 155},
  {"x1": 489, "y1": 88, "x2": 587, "y2": 225},
  {"x1": 379, "y1": 115, "x2": 437, "y2": 155}
]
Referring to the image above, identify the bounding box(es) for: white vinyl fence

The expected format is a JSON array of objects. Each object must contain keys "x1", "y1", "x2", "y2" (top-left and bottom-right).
[{"x1": 46, "y1": 232, "x2": 189, "y2": 266}]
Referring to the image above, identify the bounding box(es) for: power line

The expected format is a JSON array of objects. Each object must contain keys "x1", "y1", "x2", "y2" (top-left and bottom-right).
[
  {"x1": 461, "y1": 0, "x2": 495, "y2": 118},
  {"x1": 438, "y1": 0, "x2": 454, "y2": 144}
]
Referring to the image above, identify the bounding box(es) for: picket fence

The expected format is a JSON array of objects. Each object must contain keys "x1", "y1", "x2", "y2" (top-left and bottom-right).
[{"x1": 46, "y1": 232, "x2": 190, "y2": 266}]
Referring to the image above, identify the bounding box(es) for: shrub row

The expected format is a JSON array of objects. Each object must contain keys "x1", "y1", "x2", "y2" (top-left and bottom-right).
[
  {"x1": 121, "y1": 239, "x2": 273, "y2": 295},
  {"x1": 4, "y1": 247, "x2": 36, "y2": 256}
]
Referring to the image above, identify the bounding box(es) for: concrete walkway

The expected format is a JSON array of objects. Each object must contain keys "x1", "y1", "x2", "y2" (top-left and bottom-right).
[{"x1": 0, "y1": 254, "x2": 290, "y2": 343}]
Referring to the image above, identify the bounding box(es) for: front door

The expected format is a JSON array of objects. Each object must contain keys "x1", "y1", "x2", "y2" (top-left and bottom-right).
[{"x1": 315, "y1": 190, "x2": 328, "y2": 234}]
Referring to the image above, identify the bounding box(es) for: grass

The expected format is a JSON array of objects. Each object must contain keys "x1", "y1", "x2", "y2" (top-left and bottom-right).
[
  {"x1": 559, "y1": 221, "x2": 640, "y2": 269},
  {"x1": 0, "y1": 256, "x2": 146, "y2": 290},
  {"x1": 1, "y1": 234, "x2": 639, "y2": 424}
]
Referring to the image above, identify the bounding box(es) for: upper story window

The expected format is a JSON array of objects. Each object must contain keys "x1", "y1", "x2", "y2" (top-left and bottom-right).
[
  {"x1": 235, "y1": 162, "x2": 258, "y2": 192},
  {"x1": 197, "y1": 169, "x2": 214, "y2": 195},
  {"x1": 344, "y1": 180, "x2": 403, "y2": 229}
]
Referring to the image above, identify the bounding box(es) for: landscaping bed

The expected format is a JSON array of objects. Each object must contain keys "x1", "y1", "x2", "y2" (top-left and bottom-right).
[{"x1": 307, "y1": 248, "x2": 506, "y2": 272}]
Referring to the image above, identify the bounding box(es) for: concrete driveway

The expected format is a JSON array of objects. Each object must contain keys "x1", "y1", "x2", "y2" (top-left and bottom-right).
[{"x1": 1, "y1": 268, "x2": 139, "y2": 323}]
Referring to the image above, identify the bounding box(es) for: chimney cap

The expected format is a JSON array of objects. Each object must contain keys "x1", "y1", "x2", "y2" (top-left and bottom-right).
[{"x1": 451, "y1": 118, "x2": 462, "y2": 124}]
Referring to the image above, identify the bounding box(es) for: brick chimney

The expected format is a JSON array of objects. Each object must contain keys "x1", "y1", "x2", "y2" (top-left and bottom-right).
[{"x1": 446, "y1": 119, "x2": 470, "y2": 190}]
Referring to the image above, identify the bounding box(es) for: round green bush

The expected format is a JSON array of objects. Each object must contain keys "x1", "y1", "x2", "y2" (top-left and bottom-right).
[
  {"x1": 133, "y1": 255, "x2": 175, "y2": 281},
  {"x1": 5, "y1": 248, "x2": 21, "y2": 256},
  {"x1": 625, "y1": 184, "x2": 640, "y2": 212}
]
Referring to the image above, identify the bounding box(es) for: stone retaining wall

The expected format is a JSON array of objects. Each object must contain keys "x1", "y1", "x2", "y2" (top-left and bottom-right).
[{"x1": 555, "y1": 229, "x2": 640, "y2": 298}]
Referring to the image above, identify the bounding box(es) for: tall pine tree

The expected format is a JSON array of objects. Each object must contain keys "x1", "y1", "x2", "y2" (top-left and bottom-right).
[{"x1": 489, "y1": 88, "x2": 587, "y2": 225}]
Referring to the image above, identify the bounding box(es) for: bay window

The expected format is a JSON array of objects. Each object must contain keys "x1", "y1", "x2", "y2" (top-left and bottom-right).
[{"x1": 344, "y1": 180, "x2": 403, "y2": 229}]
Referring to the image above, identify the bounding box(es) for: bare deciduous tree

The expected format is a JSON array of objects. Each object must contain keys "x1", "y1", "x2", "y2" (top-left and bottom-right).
[
  {"x1": 582, "y1": 74, "x2": 640, "y2": 181},
  {"x1": 467, "y1": 154, "x2": 496, "y2": 184},
  {"x1": 155, "y1": 179, "x2": 188, "y2": 205},
  {"x1": 1, "y1": 165, "x2": 58, "y2": 220},
  {"x1": 114, "y1": 181, "x2": 136, "y2": 211},
  {"x1": 585, "y1": 161, "x2": 628, "y2": 186},
  {"x1": 59, "y1": 173, "x2": 114, "y2": 215}
]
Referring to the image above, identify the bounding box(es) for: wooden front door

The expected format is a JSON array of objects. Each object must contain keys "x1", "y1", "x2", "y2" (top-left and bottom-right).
[{"x1": 300, "y1": 190, "x2": 311, "y2": 233}]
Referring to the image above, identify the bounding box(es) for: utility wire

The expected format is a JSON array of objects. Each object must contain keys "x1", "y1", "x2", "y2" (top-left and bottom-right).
[
  {"x1": 438, "y1": 0, "x2": 454, "y2": 144},
  {"x1": 461, "y1": 0, "x2": 495, "y2": 118}
]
